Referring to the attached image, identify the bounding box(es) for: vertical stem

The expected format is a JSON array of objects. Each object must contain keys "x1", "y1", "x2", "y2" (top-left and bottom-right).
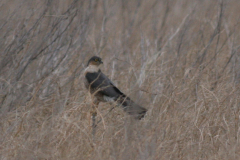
[{"x1": 92, "y1": 110, "x2": 97, "y2": 137}]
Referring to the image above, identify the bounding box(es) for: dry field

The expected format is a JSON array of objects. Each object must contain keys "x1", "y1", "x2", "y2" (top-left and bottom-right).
[{"x1": 1, "y1": 0, "x2": 240, "y2": 159}]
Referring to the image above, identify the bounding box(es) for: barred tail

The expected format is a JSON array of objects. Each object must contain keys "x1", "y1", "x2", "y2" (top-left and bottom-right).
[{"x1": 117, "y1": 96, "x2": 147, "y2": 120}]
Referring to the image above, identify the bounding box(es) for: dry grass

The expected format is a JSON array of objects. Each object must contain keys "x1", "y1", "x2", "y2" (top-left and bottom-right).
[{"x1": 1, "y1": 0, "x2": 240, "y2": 159}]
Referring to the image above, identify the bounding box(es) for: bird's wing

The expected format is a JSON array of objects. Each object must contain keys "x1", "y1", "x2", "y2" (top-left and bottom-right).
[{"x1": 85, "y1": 71, "x2": 124, "y2": 98}]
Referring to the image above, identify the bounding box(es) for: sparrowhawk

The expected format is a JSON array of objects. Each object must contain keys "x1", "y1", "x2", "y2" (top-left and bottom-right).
[{"x1": 84, "y1": 56, "x2": 147, "y2": 120}]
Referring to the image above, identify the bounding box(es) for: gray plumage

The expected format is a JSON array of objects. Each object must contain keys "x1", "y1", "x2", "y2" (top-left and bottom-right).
[{"x1": 84, "y1": 56, "x2": 147, "y2": 120}]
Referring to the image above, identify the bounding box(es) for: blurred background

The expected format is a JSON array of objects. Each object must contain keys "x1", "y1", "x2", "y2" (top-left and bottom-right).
[{"x1": 1, "y1": 0, "x2": 240, "y2": 159}]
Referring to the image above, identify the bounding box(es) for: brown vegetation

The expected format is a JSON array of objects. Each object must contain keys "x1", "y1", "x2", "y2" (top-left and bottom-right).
[{"x1": 1, "y1": 0, "x2": 240, "y2": 159}]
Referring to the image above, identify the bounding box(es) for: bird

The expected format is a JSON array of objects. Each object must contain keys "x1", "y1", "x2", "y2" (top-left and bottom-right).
[{"x1": 84, "y1": 56, "x2": 147, "y2": 121}]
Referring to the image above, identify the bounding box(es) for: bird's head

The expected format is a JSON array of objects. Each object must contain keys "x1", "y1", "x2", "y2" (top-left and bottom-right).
[{"x1": 87, "y1": 56, "x2": 103, "y2": 66}]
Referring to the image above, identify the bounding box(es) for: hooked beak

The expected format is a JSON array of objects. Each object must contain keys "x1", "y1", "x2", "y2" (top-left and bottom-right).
[{"x1": 100, "y1": 60, "x2": 103, "y2": 64}]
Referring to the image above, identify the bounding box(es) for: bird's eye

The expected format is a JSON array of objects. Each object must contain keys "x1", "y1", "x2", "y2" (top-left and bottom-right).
[{"x1": 95, "y1": 58, "x2": 98, "y2": 62}]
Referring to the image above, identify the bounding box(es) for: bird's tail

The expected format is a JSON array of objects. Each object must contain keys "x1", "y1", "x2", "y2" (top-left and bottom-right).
[{"x1": 117, "y1": 96, "x2": 147, "y2": 120}]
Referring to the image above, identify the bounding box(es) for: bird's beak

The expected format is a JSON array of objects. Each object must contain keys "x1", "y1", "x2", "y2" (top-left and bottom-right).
[{"x1": 100, "y1": 60, "x2": 103, "y2": 64}]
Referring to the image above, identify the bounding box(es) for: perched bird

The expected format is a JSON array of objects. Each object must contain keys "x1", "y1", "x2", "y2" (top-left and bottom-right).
[{"x1": 84, "y1": 56, "x2": 147, "y2": 120}]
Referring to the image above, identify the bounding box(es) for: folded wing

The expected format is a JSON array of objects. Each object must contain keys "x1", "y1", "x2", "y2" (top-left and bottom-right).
[{"x1": 85, "y1": 71, "x2": 124, "y2": 99}]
